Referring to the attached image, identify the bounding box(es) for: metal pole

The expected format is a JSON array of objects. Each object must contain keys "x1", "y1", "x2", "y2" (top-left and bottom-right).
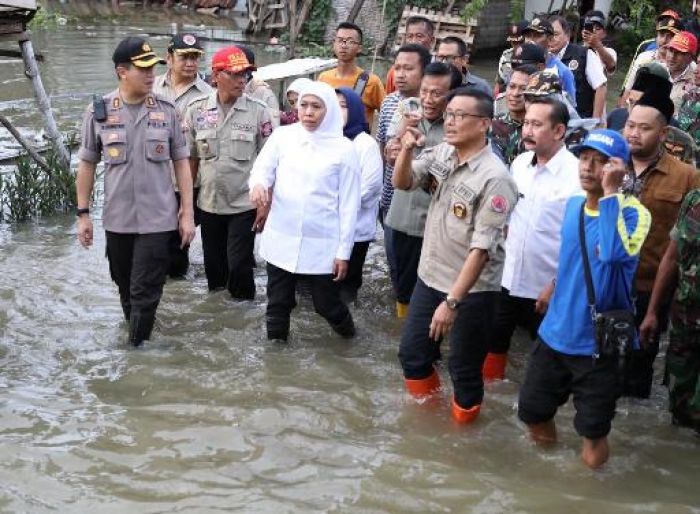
[{"x1": 18, "y1": 34, "x2": 70, "y2": 170}]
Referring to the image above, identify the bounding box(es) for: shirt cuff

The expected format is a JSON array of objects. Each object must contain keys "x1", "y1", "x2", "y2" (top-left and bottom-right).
[
  {"x1": 171, "y1": 146, "x2": 190, "y2": 161},
  {"x1": 335, "y1": 242, "x2": 354, "y2": 261},
  {"x1": 77, "y1": 147, "x2": 100, "y2": 163},
  {"x1": 470, "y1": 232, "x2": 496, "y2": 255}
]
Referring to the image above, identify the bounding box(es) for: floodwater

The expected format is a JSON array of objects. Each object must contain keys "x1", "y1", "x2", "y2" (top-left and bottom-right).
[{"x1": 0, "y1": 10, "x2": 698, "y2": 514}]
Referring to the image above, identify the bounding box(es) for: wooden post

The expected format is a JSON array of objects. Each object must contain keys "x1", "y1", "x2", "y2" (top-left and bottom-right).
[
  {"x1": 294, "y1": 0, "x2": 313, "y2": 38},
  {"x1": 347, "y1": 0, "x2": 365, "y2": 23},
  {"x1": 0, "y1": 114, "x2": 52, "y2": 174},
  {"x1": 288, "y1": 0, "x2": 298, "y2": 58},
  {"x1": 18, "y1": 33, "x2": 70, "y2": 170}
]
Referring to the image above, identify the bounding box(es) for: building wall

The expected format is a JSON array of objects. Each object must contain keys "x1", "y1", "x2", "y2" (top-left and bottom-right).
[
  {"x1": 474, "y1": 0, "x2": 513, "y2": 50},
  {"x1": 326, "y1": 0, "x2": 387, "y2": 45}
]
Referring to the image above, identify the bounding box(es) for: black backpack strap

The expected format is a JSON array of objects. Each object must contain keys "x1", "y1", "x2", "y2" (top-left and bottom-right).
[
  {"x1": 578, "y1": 201, "x2": 597, "y2": 323},
  {"x1": 353, "y1": 71, "x2": 370, "y2": 98}
]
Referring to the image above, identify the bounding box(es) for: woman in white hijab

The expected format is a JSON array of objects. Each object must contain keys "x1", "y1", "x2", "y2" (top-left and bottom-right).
[
  {"x1": 281, "y1": 77, "x2": 313, "y2": 125},
  {"x1": 249, "y1": 81, "x2": 361, "y2": 342}
]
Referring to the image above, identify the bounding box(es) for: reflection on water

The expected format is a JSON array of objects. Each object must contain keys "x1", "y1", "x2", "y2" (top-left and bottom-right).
[{"x1": 0, "y1": 13, "x2": 698, "y2": 514}]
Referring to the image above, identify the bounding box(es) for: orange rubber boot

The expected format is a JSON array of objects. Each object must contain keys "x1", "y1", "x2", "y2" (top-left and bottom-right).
[
  {"x1": 451, "y1": 397, "x2": 481, "y2": 424},
  {"x1": 404, "y1": 369, "x2": 441, "y2": 399},
  {"x1": 396, "y1": 301, "x2": 409, "y2": 319},
  {"x1": 482, "y1": 352, "x2": 507, "y2": 381}
]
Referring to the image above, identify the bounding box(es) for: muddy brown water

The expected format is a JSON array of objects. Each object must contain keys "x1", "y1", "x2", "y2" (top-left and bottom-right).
[{"x1": 0, "y1": 13, "x2": 697, "y2": 514}]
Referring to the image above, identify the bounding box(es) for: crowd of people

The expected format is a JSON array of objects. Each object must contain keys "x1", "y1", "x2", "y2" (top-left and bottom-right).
[{"x1": 74, "y1": 5, "x2": 700, "y2": 470}]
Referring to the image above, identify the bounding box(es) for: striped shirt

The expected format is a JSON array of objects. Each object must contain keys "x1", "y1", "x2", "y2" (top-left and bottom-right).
[{"x1": 376, "y1": 92, "x2": 404, "y2": 212}]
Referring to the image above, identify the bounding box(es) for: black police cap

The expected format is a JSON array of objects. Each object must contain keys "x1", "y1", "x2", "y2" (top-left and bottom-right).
[{"x1": 112, "y1": 36, "x2": 165, "y2": 68}]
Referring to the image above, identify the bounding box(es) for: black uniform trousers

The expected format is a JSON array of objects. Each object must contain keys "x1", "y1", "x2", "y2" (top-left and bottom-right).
[
  {"x1": 199, "y1": 208, "x2": 256, "y2": 300},
  {"x1": 167, "y1": 189, "x2": 197, "y2": 278},
  {"x1": 106, "y1": 231, "x2": 172, "y2": 345},
  {"x1": 488, "y1": 288, "x2": 544, "y2": 354},
  {"x1": 620, "y1": 291, "x2": 671, "y2": 398},
  {"x1": 339, "y1": 240, "x2": 371, "y2": 303},
  {"x1": 391, "y1": 229, "x2": 423, "y2": 304},
  {"x1": 398, "y1": 278, "x2": 498, "y2": 409},
  {"x1": 266, "y1": 263, "x2": 353, "y2": 341}
]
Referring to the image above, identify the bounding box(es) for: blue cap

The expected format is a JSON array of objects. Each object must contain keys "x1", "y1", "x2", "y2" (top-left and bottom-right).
[{"x1": 572, "y1": 129, "x2": 630, "y2": 162}]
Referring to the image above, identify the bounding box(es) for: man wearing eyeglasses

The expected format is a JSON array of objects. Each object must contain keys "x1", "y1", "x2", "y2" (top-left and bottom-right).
[
  {"x1": 183, "y1": 46, "x2": 274, "y2": 301},
  {"x1": 153, "y1": 33, "x2": 212, "y2": 279},
  {"x1": 392, "y1": 88, "x2": 517, "y2": 424},
  {"x1": 434, "y1": 36, "x2": 491, "y2": 95},
  {"x1": 319, "y1": 22, "x2": 385, "y2": 126}
]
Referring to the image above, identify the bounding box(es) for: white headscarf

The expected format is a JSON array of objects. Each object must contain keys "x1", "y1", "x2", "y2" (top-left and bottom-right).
[
  {"x1": 286, "y1": 77, "x2": 313, "y2": 96},
  {"x1": 297, "y1": 80, "x2": 344, "y2": 141}
]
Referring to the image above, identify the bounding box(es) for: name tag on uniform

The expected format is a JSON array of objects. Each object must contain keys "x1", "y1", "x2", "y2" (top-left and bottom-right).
[
  {"x1": 452, "y1": 183, "x2": 476, "y2": 203},
  {"x1": 427, "y1": 160, "x2": 451, "y2": 180},
  {"x1": 107, "y1": 115, "x2": 121, "y2": 124},
  {"x1": 149, "y1": 111, "x2": 165, "y2": 121},
  {"x1": 107, "y1": 132, "x2": 120, "y2": 141},
  {"x1": 232, "y1": 122, "x2": 253, "y2": 132}
]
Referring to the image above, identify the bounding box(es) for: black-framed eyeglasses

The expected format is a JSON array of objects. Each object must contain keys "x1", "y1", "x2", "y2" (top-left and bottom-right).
[
  {"x1": 442, "y1": 110, "x2": 487, "y2": 122},
  {"x1": 334, "y1": 37, "x2": 360, "y2": 47},
  {"x1": 434, "y1": 54, "x2": 459, "y2": 63}
]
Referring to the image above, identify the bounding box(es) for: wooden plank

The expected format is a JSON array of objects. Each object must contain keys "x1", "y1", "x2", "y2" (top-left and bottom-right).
[{"x1": 0, "y1": 0, "x2": 36, "y2": 10}]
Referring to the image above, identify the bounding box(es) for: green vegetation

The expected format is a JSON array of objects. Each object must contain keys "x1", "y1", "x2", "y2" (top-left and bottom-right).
[
  {"x1": 0, "y1": 149, "x2": 76, "y2": 223},
  {"x1": 27, "y1": 7, "x2": 73, "y2": 30}
]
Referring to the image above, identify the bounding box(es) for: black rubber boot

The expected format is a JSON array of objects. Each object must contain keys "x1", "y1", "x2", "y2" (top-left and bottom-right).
[
  {"x1": 267, "y1": 316, "x2": 290, "y2": 342},
  {"x1": 129, "y1": 310, "x2": 156, "y2": 347},
  {"x1": 330, "y1": 312, "x2": 356, "y2": 339}
]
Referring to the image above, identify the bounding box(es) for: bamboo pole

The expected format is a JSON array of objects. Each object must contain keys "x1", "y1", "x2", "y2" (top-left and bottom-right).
[
  {"x1": 347, "y1": 0, "x2": 365, "y2": 23},
  {"x1": 0, "y1": 114, "x2": 53, "y2": 174},
  {"x1": 18, "y1": 34, "x2": 70, "y2": 170}
]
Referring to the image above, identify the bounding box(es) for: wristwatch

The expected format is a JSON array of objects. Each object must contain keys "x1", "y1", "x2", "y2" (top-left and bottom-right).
[
  {"x1": 445, "y1": 296, "x2": 460, "y2": 310},
  {"x1": 76, "y1": 207, "x2": 90, "y2": 217}
]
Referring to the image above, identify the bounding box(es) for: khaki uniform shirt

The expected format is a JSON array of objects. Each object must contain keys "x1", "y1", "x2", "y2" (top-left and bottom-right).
[
  {"x1": 245, "y1": 78, "x2": 281, "y2": 126},
  {"x1": 153, "y1": 72, "x2": 212, "y2": 189},
  {"x1": 671, "y1": 62, "x2": 697, "y2": 115},
  {"x1": 185, "y1": 91, "x2": 274, "y2": 215},
  {"x1": 78, "y1": 90, "x2": 189, "y2": 234},
  {"x1": 153, "y1": 71, "x2": 212, "y2": 113},
  {"x1": 385, "y1": 116, "x2": 444, "y2": 237},
  {"x1": 411, "y1": 142, "x2": 518, "y2": 294}
]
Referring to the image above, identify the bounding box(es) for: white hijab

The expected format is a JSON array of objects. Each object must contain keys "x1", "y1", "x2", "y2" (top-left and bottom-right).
[
  {"x1": 286, "y1": 77, "x2": 313, "y2": 96},
  {"x1": 297, "y1": 80, "x2": 344, "y2": 142}
]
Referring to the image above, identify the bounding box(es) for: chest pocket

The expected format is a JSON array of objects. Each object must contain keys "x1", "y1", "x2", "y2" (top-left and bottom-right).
[
  {"x1": 145, "y1": 129, "x2": 171, "y2": 162},
  {"x1": 230, "y1": 130, "x2": 255, "y2": 161},
  {"x1": 99, "y1": 129, "x2": 127, "y2": 165},
  {"x1": 195, "y1": 129, "x2": 218, "y2": 160},
  {"x1": 445, "y1": 193, "x2": 474, "y2": 244}
]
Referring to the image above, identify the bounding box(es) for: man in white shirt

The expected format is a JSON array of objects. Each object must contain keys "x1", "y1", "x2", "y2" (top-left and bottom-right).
[
  {"x1": 581, "y1": 11, "x2": 617, "y2": 77},
  {"x1": 483, "y1": 96, "x2": 581, "y2": 380},
  {"x1": 549, "y1": 15, "x2": 607, "y2": 120}
]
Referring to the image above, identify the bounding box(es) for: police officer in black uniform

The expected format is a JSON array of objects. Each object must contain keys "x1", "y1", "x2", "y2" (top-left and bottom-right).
[{"x1": 76, "y1": 37, "x2": 195, "y2": 346}]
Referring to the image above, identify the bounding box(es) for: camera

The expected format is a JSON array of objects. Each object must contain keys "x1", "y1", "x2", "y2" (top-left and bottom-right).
[{"x1": 583, "y1": 21, "x2": 595, "y2": 32}]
